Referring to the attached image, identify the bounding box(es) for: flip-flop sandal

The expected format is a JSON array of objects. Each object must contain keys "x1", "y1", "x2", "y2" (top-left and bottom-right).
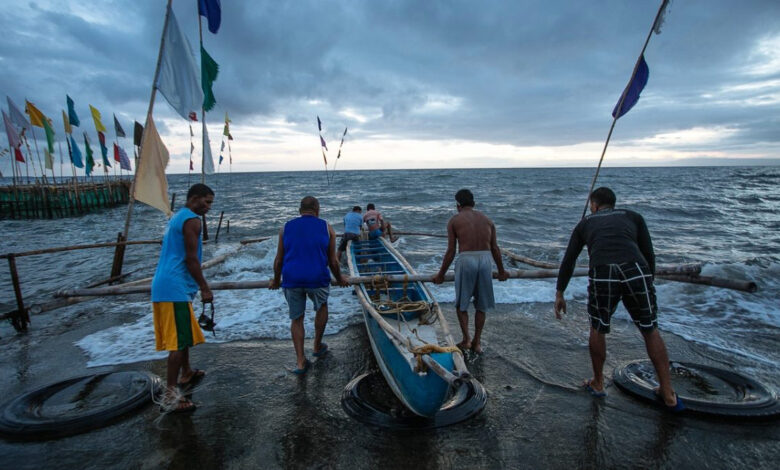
[
  {"x1": 178, "y1": 369, "x2": 206, "y2": 388},
  {"x1": 583, "y1": 379, "x2": 608, "y2": 398},
  {"x1": 291, "y1": 359, "x2": 311, "y2": 375},
  {"x1": 656, "y1": 391, "x2": 686, "y2": 413},
  {"x1": 313, "y1": 343, "x2": 329, "y2": 357}
]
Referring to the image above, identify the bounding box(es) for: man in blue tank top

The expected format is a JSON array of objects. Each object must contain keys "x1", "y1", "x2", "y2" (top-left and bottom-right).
[
  {"x1": 151, "y1": 183, "x2": 214, "y2": 413},
  {"x1": 337, "y1": 205, "x2": 362, "y2": 262},
  {"x1": 270, "y1": 196, "x2": 349, "y2": 374}
]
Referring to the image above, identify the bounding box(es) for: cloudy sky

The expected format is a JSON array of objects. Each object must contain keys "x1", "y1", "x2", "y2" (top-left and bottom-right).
[{"x1": 1, "y1": 0, "x2": 780, "y2": 174}]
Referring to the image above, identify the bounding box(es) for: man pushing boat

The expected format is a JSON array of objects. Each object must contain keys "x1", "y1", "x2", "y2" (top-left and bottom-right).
[
  {"x1": 151, "y1": 183, "x2": 214, "y2": 413},
  {"x1": 433, "y1": 189, "x2": 509, "y2": 354},
  {"x1": 554, "y1": 187, "x2": 683, "y2": 411}
]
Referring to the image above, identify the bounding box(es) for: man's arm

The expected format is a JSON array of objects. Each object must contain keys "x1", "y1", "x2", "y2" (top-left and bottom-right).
[
  {"x1": 269, "y1": 228, "x2": 284, "y2": 290},
  {"x1": 635, "y1": 213, "x2": 655, "y2": 275},
  {"x1": 327, "y1": 224, "x2": 349, "y2": 286},
  {"x1": 433, "y1": 218, "x2": 457, "y2": 284},
  {"x1": 489, "y1": 221, "x2": 509, "y2": 281},
  {"x1": 183, "y1": 217, "x2": 212, "y2": 303},
  {"x1": 554, "y1": 224, "x2": 585, "y2": 318}
]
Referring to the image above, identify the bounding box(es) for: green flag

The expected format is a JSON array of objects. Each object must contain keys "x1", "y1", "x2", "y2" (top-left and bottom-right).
[
  {"x1": 201, "y1": 46, "x2": 219, "y2": 112},
  {"x1": 84, "y1": 133, "x2": 95, "y2": 176},
  {"x1": 42, "y1": 117, "x2": 56, "y2": 153},
  {"x1": 44, "y1": 149, "x2": 54, "y2": 170}
]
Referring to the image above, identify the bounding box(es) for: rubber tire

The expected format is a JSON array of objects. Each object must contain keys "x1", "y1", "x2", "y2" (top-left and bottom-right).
[
  {"x1": 613, "y1": 360, "x2": 780, "y2": 420},
  {"x1": 341, "y1": 372, "x2": 487, "y2": 430},
  {"x1": 0, "y1": 371, "x2": 161, "y2": 441}
]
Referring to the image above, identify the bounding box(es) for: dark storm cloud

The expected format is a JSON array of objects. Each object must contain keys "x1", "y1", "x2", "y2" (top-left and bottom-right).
[{"x1": 1, "y1": 0, "x2": 780, "y2": 166}]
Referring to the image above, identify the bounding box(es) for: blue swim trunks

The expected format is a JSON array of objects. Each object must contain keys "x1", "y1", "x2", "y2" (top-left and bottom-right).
[{"x1": 368, "y1": 229, "x2": 383, "y2": 239}]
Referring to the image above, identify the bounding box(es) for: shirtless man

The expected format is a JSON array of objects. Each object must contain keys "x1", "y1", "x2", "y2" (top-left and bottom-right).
[
  {"x1": 433, "y1": 189, "x2": 509, "y2": 353},
  {"x1": 363, "y1": 203, "x2": 395, "y2": 241}
]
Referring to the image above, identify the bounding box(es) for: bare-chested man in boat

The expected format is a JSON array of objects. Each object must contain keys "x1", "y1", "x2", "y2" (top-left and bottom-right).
[{"x1": 433, "y1": 189, "x2": 509, "y2": 353}]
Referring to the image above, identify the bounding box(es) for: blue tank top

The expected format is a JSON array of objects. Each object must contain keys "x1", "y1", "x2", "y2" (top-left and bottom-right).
[
  {"x1": 343, "y1": 211, "x2": 363, "y2": 235},
  {"x1": 151, "y1": 208, "x2": 202, "y2": 302},
  {"x1": 281, "y1": 215, "x2": 331, "y2": 288}
]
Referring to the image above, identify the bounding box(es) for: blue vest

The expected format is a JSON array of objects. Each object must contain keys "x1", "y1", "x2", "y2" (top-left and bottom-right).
[
  {"x1": 282, "y1": 215, "x2": 331, "y2": 288},
  {"x1": 151, "y1": 208, "x2": 202, "y2": 302}
]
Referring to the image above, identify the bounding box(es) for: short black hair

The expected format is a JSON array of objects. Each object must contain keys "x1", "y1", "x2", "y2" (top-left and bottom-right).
[
  {"x1": 187, "y1": 183, "x2": 214, "y2": 199},
  {"x1": 590, "y1": 187, "x2": 616, "y2": 207},
  {"x1": 455, "y1": 189, "x2": 474, "y2": 207},
  {"x1": 352, "y1": 206, "x2": 362, "y2": 212},
  {"x1": 367, "y1": 203, "x2": 375, "y2": 210},
  {"x1": 300, "y1": 195, "x2": 319, "y2": 213}
]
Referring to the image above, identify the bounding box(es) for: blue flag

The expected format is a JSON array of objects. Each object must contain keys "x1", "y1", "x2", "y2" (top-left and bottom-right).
[
  {"x1": 612, "y1": 55, "x2": 649, "y2": 119},
  {"x1": 69, "y1": 135, "x2": 84, "y2": 168},
  {"x1": 198, "y1": 0, "x2": 221, "y2": 34},
  {"x1": 67, "y1": 95, "x2": 80, "y2": 127},
  {"x1": 219, "y1": 154, "x2": 224, "y2": 164}
]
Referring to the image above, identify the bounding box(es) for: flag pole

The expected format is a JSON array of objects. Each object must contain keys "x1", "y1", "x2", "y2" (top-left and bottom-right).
[
  {"x1": 122, "y1": 0, "x2": 172, "y2": 240},
  {"x1": 581, "y1": 0, "x2": 669, "y2": 218}
]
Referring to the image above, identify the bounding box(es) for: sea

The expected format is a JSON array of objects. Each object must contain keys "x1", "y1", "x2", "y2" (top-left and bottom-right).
[{"x1": 1, "y1": 166, "x2": 778, "y2": 376}]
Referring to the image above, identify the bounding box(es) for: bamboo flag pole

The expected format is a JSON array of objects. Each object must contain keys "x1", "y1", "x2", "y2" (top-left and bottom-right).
[
  {"x1": 121, "y1": 0, "x2": 172, "y2": 241},
  {"x1": 582, "y1": 0, "x2": 670, "y2": 218}
]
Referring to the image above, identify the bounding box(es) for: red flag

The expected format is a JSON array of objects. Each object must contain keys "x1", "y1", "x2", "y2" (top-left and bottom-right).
[
  {"x1": 189, "y1": 159, "x2": 194, "y2": 171},
  {"x1": 320, "y1": 135, "x2": 328, "y2": 151},
  {"x1": 189, "y1": 111, "x2": 198, "y2": 121},
  {"x1": 113, "y1": 143, "x2": 121, "y2": 162},
  {"x1": 15, "y1": 147, "x2": 25, "y2": 162}
]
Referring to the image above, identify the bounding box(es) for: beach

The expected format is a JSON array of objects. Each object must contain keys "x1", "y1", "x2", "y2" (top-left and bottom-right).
[{"x1": 0, "y1": 167, "x2": 778, "y2": 468}]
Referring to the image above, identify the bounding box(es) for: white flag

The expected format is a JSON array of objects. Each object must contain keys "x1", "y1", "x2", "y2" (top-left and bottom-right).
[
  {"x1": 202, "y1": 120, "x2": 215, "y2": 175},
  {"x1": 6, "y1": 96, "x2": 29, "y2": 131},
  {"x1": 134, "y1": 114, "x2": 171, "y2": 216},
  {"x1": 155, "y1": 6, "x2": 203, "y2": 121},
  {"x1": 3, "y1": 111, "x2": 22, "y2": 149}
]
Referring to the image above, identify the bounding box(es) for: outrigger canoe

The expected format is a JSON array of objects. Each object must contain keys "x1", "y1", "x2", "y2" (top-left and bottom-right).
[{"x1": 346, "y1": 237, "x2": 471, "y2": 417}]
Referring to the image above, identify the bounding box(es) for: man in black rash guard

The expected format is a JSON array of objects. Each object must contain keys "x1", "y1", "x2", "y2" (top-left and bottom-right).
[{"x1": 554, "y1": 187, "x2": 683, "y2": 412}]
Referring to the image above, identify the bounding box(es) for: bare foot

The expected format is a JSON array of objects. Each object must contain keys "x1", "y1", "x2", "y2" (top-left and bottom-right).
[
  {"x1": 471, "y1": 343, "x2": 483, "y2": 354},
  {"x1": 456, "y1": 340, "x2": 472, "y2": 351}
]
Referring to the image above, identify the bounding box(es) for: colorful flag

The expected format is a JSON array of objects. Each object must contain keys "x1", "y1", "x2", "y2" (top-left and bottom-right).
[
  {"x1": 7, "y1": 97, "x2": 29, "y2": 130},
  {"x1": 134, "y1": 121, "x2": 144, "y2": 146},
  {"x1": 98, "y1": 131, "x2": 110, "y2": 167},
  {"x1": 89, "y1": 105, "x2": 107, "y2": 132},
  {"x1": 612, "y1": 55, "x2": 649, "y2": 119},
  {"x1": 66, "y1": 95, "x2": 80, "y2": 127},
  {"x1": 69, "y1": 135, "x2": 84, "y2": 168},
  {"x1": 44, "y1": 149, "x2": 54, "y2": 170},
  {"x1": 62, "y1": 110, "x2": 72, "y2": 135},
  {"x1": 219, "y1": 154, "x2": 223, "y2": 165},
  {"x1": 134, "y1": 115, "x2": 171, "y2": 216},
  {"x1": 223, "y1": 111, "x2": 231, "y2": 135},
  {"x1": 155, "y1": 6, "x2": 203, "y2": 121},
  {"x1": 84, "y1": 133, "x2": 95, "y2": 175},
  {"x1": 3, "y1": 110, "x2": 22, "y2": 149},
  {"x1": 220, "y1": 141, "x2": 225, "y2": 151},
  {"x1": 114, "y1": 114, "x2": 126, "y2": 138},
  {"x1": 189, "y1": 111, "x2": 198, "y2": 121},
  {"x1": 198, "y1": 0, "x2": 221, "y2": 34},
  {"x1": 189, "y1": 159, "x2": 194, "y2": 171},
  {"x1": 24, "y1": 100, "x2": 46, "y2": 127},
  {"x1": 115, "y1": 143, "x2": 132, "y2": 171},
  {"x1": 202, "y1": 120, "x2": 215, "y2": 174},
  {"x1": 201, "y1": 46, "x2": 219, "y2": 112},
  {"x1": 320, "y1": 135, "x2": 328, "y2": 151},
  {"x1": 42, "y1": 118, "x2": 56, "y2": 153}
]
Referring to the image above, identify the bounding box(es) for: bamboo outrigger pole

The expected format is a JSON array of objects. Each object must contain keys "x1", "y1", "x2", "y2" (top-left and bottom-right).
[{"x1": 582, "y1": 0, "x2": 670, "y2": 218}]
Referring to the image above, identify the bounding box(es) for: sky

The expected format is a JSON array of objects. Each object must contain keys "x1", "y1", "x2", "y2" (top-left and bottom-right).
[{"x1": 1, "y1": 0, "x2": 780, "y2": 175}]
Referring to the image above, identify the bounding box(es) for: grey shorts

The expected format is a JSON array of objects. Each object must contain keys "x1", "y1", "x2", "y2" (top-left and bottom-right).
[
  {"x1": 454, "y1": 251, "x2": 495, "y2": 312},
  {"x1": 283, "y1": 287, "x2": 330, "y2": 320}
]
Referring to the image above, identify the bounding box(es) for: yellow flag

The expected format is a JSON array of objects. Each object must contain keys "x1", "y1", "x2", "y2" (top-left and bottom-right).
[
  {"x1": 133, "y1": 114, "x2": 171, "y2": 216},
  {"x1": 62, "y1": 110, "x2": 72, "y2": 134},
  {"x1": 89, "y1": 105, "x2": 107, "y2": 132},
  {"x1": 25, "y1": 100, "x2": 46, "y2": 127}
]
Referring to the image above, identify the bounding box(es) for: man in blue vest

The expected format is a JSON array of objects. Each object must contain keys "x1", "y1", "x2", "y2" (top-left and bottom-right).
[
  {"x1": 151, "y1": 183, "x2": 214, "y2": 413},
  {"x1": 270, "y1": 196, "x2": 349, "y2": 374}
]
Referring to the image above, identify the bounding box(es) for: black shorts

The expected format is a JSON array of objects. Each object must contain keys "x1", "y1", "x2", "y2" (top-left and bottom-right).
[
  {"x1": 587, "y1": 262, "x2": 657, "y2": 334},
  {"x1": 338, "y1": 233, "x2": 359, "y2": 252}
]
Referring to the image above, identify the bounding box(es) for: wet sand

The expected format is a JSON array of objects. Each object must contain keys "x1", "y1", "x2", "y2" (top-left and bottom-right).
[{"x1": 1, "y1": 301, "x2": 779, "y2": 469}]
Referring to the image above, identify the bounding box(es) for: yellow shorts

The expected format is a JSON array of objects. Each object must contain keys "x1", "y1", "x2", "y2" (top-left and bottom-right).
[{"x1": 153, "y1": 302, "x2": 205, "y2": 351}]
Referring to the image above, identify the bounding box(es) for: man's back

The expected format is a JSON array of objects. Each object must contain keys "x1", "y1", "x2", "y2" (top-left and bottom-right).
[
  {"x1": 451, "y1": 209, "x2": 494, "y2": 252},
  {"x1": 344, "y1": 211, "x2": 363, "y2": 234},
  {"x1": 363, "y1": 210, "x2": 382, "y2": 231},
  {"x1": 281, "y1": 215, "x2": 330, "y2": 288}
]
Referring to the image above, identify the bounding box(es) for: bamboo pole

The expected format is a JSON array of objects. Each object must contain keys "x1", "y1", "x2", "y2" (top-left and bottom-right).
[
  {"x1": 393, "y1": 231, "x2": 448, "y2": 239},
  {"x1": 659, "y1": 274, "x2": 758, "y2": 293},
  {"x1": 501, "y1": 248, "x2": 702, "y2": 275},
  {"x1": 7, "y1": 254, "x2": 29, "y2": 331},
  {"x1": 0, "y1": 239, "x2": 161, "y2": 259}
]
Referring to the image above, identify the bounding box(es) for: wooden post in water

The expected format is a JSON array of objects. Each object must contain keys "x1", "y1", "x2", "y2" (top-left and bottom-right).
[
  {"x1": 7, "y1": 255, "x2": 29, "y2": 332},
  {"x1": 214, "y1": 211, "x2": 224, "y2": 243},
  {"x1": 109, "y1": 232, "x2": 126, "y2": 284}
]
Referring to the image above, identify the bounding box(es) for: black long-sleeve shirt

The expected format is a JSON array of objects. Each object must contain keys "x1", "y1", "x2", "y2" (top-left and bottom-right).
[{"x1": 556, "y1": 208, "x2": 655, "y2": 292}]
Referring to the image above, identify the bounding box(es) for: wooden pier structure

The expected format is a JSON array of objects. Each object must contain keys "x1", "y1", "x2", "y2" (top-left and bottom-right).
[{"x1": 0, "y1": 180, "x2": 132, "y2": 219}]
